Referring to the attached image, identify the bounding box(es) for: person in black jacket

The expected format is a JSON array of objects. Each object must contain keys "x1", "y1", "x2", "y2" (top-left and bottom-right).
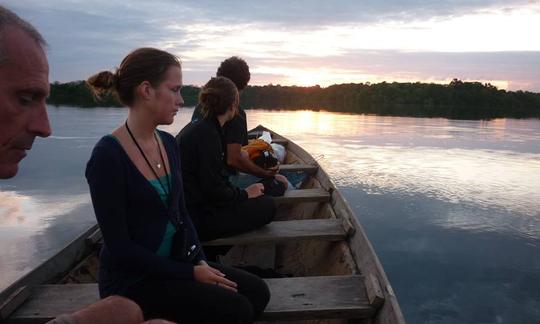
[
  {"x1": 177, "y1": 77, "x2": 276, "y2": 242},
  {"x1": 85, "y1": 48, "x2": 269, "y2": 324}
]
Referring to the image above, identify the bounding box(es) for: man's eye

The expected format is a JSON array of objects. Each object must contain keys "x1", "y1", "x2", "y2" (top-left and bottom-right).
[{"x1": 19, "y1": 95, "x2": 33, "y2": 106}]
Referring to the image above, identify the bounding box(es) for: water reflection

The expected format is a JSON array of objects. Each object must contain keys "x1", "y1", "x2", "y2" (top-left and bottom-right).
[
  {"x1": 167, "y1": 109, "x2": 540, "y2": 241},
  {"x1": 1, "y1": 106, "x2": 540, "y2": 323},
  {"x1": 163, "y1": 109, "x2": 540, "y2": 239},
  {"x1": 0, "y1": 192, "x2": 90, "y2": 228}
]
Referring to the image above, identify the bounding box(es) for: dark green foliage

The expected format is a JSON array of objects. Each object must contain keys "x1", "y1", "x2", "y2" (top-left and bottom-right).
[
  {"x1": 48, "y1": 81, "x2": 121, "y2": 107},
  {"x1": 47, "y1": 82, "x2": 200, "y2": 108},
  {"x1": 240, "y1": 79, "x2": 540, "y2": 119},
  {"x1": 180, "y1": 85, "x2": 200, "y2": 107},
  {"x1": 48, "y1": 79, "x2": 540, "y2": 119}
]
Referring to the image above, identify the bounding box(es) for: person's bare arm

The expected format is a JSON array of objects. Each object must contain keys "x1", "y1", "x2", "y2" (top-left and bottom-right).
[{"x1": 226, "y1": 143, "x2": 276, "y2": 178}]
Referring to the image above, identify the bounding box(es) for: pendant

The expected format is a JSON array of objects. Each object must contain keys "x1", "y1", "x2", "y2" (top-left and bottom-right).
[{"x1": 157, "y1": 163, "x2": 161, "y2": 169}]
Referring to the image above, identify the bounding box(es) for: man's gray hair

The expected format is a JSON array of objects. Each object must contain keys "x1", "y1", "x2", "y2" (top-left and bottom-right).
[{"x1": 0, "y1": 5, "x2": 46, "y2": 64}]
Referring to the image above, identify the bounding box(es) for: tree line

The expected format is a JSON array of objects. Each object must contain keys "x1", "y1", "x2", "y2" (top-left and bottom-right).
[{"x1": 47, "y1": 79, "x2": 540, "y2": 119}]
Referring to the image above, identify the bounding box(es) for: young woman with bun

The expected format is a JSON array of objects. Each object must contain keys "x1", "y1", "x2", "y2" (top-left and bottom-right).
[
  {"x1": 85, "y1": 48, "x2": 269, "y2": 323},
  {"x1": 176, "y1": 76, "x2": 276, "y2": 242}
]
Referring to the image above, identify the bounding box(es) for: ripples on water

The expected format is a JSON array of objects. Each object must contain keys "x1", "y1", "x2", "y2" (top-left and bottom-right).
[
  {"x1": 221, "y1": 111, "x2": 540, "y2": 244},
  {"x1": 1, "y1": 107, "x2": 540, "y2": 323}
]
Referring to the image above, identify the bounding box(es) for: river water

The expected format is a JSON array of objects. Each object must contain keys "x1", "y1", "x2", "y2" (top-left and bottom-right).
[{"x1": 1, "y1": 106, "x2": 539, "y2": 323}]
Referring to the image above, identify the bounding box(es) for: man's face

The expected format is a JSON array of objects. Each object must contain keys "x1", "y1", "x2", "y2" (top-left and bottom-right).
[{"x1": 0, "y1": 27, "x2": 51, "y2": 179}]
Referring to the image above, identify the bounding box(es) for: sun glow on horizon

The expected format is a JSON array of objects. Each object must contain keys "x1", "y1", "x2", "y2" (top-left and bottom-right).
[{"x1": 249, "y1": 66, "x2": 511, "y2": 90}]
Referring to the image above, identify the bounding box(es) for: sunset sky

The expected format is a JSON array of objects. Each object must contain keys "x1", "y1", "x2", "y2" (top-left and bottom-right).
[{"x1": 6, "y1": 0, "x2": 540, "y2": 91}]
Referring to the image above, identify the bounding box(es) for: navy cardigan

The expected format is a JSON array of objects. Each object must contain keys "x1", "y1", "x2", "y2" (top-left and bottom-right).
[{"x1": 85, "y1": 130, "x2": 205, "y2": 297}]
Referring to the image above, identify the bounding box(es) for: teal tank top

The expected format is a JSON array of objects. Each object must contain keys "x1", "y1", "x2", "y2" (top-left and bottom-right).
[
  {"x1": 107, "y1": 134, "x2": 176, "y2": 258},
  {"x1": 149, "y1": 174, "x2": 176, "y2": 257}
]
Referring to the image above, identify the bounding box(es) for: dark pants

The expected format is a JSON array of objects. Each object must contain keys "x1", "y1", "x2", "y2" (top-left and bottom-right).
[
  {"x1": 191, "y1": 195, "x2": 276, "y2": 241},
  {"x1": 124, "y1": 262, "x2": 270, "y2": 324}
]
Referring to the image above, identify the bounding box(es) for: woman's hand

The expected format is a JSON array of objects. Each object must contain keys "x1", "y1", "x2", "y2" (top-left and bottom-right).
[
  {"x1": 245, "y1": 183, "x2": 264, "y2": 198},
  {"x1": 194, "y1": 264, "x2": 238, "y2": 292},
  {"x1": 274, "y1": 174, "x2": 289, "y2": 190},
  {"x1": 265, "y1": 164, "x2": 279, "y2": 177}
]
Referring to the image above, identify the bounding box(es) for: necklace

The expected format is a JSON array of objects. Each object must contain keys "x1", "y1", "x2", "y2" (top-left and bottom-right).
[{"x1": 125, "y1": 120, "x2": 171, "y2": 196}]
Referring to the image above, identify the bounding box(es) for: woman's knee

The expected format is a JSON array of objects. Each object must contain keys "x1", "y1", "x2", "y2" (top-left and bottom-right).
[
  {"x1": 263, "y1": 197, "x2": 276, "y2": 223},
  {"x1": 247, "y1": 276, "x2": 270, "y2": 316},
  {"x1": 254, "y1": 195, "x2": 276, "y2": 224},
  {"x1": 220, "y1": 294, "x2": 254, "y2": 324}
]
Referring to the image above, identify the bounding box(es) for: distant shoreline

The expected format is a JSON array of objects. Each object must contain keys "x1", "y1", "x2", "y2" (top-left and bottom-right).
[{"x1": 48, "y1": 79, "x2": 540, "y2": 120}]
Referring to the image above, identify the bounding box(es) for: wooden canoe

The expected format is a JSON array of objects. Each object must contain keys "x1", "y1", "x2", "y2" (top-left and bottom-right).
[{"x1": 0, "y1": 125, "x2": 405, "y2": 323}]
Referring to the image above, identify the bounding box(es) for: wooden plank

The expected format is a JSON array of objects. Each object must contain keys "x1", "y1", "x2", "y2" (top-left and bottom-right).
[
  {"x1": 273, "y1": 188, "x2": 330, "y2": 205},
  {"x1": 248, "y1": 129, "x2": 289, "y2": 146},
  {"x1": 10, "y1": 276, "x2": 375, "y2": 322},
  {"x1": 279, "y1": 164, "x2": 318, "y2": 174},
  {"x1": 247, "y1": 130, "x2": 264, "y2": 139},
  {"x1": 0, "y1": 224, "x2": 98, "y2": 305},
  {"x1": 0, "y1": 286, "x2": 30, "y2": 320},
  {"x1": 203, "y1": 219, "x2": 346, "y2": 246},
  {"x1": 9, "y1": 284, "x2": 99, "y2": 323},
  {"x1": 256, "y1": 126, "x2": 406, "y2": 323},
  {"x1": 84, "y1": 228, "x2": 102, "y2": 247},
  {"x1": 271, "y1": 138, "x2": 288, "y2": 146},
  {"x1": 364, "y1": 273, "x2": 385, "y2": 308},
  {"x1": 246, "y1": 130, "x2": 287, "y2": 146},
  {"x1": 262, "y1": 275, "x2": 375, "y2": 320},
  {"x1": 218, "y1": 243, "x2": 276, "y2": 270}
]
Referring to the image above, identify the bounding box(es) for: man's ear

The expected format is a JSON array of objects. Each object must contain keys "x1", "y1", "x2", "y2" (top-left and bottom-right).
[{"x1": 136, "y1": 81, "x2": 153, "y2": 101}]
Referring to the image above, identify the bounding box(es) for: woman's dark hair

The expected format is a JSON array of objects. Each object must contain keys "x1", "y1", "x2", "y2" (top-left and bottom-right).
[
  {"x1": 199, "y1": 77, "x2": 239, "y2": 120},
  {"x1": 86, "y1": 47, "x2": 180, "y2": 106},
  {"x1": 216, "y1": 56, "x2": 250, "y2": 91}
]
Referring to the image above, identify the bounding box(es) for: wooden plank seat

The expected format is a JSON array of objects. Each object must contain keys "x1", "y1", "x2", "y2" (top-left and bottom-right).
[
  {"x1": 84, "y1": 228, "x2": 102, "y2": 247},
  {"x1": 246, "y1": 131, "x2": 288, "y2": 146},
  {"x1": 203, "y1": 219, "x2": 347, "y2": 246},
  {"x1": 279, "y1": 163, "x2": 318, "y2": 174},
  {"x1": 273, "y1": 188, "x2": 330, "y2": 205},
  {"x1": 262, "y1": 275, "x2": 378, "y2": 320},
  {"x1": 271, "y1": 138, "x2": 288, "y2": 146},
  {"x1": 9, "y1": 275, "x2": 378, "y2": 322},
  {"x1": 85, "y1": 189, "x2": 332, "y2": 249},
  {"x1": 8, "y1": 284, "x2": 98, "y2": 323}
]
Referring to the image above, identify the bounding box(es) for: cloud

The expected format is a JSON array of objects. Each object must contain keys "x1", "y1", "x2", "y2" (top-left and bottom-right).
[
  {"x1": 142, "y1": 0, "x2": 535, "y2": 26},
  {"x1": 7, "y1": 2, "x2": 190, "y2": 79},
  {"x1": 3, "y1": 0, "x2": 540, "y2": 91}
]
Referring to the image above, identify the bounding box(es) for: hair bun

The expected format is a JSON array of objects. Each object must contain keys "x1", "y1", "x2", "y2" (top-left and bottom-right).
[
  {"x1": 86, "y1": 70, "x2": 118, "y2": 100},
  {"x1": 87, "y1": 71, "x2": 117, "y2": 90},
  {"x1": 199, "y1": 76, "x2": 238, "y2": 119}
]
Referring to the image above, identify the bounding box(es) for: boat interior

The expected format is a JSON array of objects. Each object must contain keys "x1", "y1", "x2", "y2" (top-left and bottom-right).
[{"x1": 0, "y1": 126, "x2": 404, "y2": 324}]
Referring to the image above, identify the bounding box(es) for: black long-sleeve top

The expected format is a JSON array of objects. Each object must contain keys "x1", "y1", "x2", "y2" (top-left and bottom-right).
[
  {"x1": 176, "y1": 118, "x2": 248, "y2": 210},
  {"x1": 192, "y1": 103, "x2": 249, "y2": 146},
  {"x1": 85, "y1": 130, "x2": 205, "y2": 298}
]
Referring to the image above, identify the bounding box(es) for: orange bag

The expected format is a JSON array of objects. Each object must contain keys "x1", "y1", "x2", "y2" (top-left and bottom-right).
[
  {"x1": 242, "y1": 139, "x2": 274, "y2": 160},
  {"x1": 242, "y1": 139, "x2": 278, "y2": 169}
]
